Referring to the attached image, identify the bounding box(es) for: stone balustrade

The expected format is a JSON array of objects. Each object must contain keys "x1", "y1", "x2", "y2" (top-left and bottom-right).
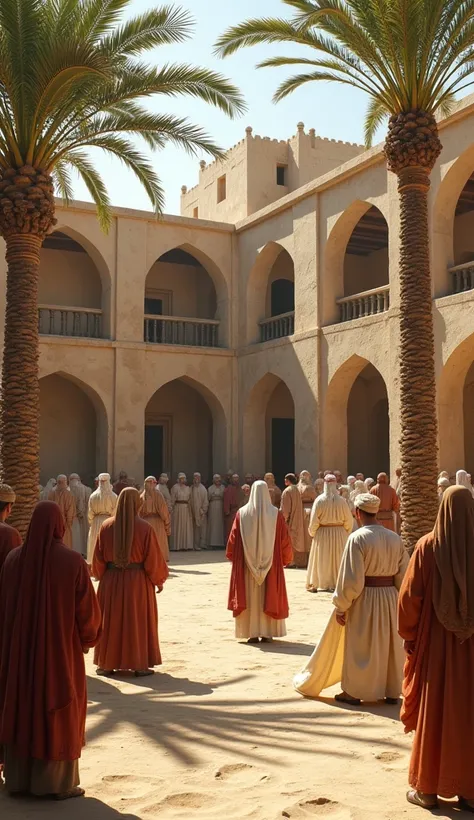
[
  {"x1": 259, "y1": 311, "x2": 295, "y2": 343},
  {"x1": 38, "y1": 305, "x2": 103, "y2": 338},
  {"x1": 144, "y1": 315, "x2": 220, "y2": 347},
  {"x1": 337, "y1": 286, "x2": 390, "y2": 323},
  {"x1": 449, "y1": 262, "x2": 474, "y2": 294}
]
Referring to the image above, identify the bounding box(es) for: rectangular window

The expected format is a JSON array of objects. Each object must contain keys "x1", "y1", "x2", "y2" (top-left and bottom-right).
[
  {"x1": 144, "y1": 297, "x2": 163, "y2": 316},
  {"x1": 193, "y1": 206, "x2": 199, "y2": 218},
  {"x1": 276, "y1": 165, "x2": 287, "y2": 186},
  {"x1": 217, "y1": 174, "x2": 227, "y2": 203}
]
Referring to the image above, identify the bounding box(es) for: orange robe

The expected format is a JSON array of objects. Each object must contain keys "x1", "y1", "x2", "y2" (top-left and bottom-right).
[
  {"x1": 370, "y1": 483, "x2": 399, "y2": 531},
  {"x1": 140, "y1": 489, "x2": 171, "y2": 562},
  {"x1": 398, "y1": 535, "x2": 474, "y2": 798},
  {"x1": 92, "y1": 517, "x2": 169, "y2": 671},
  {"x1": 0, "y1": 522, "x2": 21, "y2": 573},
  {"x1": 267, "y1": 485, "x2": 282, "y2": 508},
  {"x1": 281, "y1": 484, "x2": 305, "y2": 566},
  {"x1": 224, "y1": 485, "x2": 244, "y2": 542},
  {"x1": 227, "y1": 512, "x2": 293, "y2": 620},
  {"x1": 48, "y1": 488, "x2": 76, "y2": 548}
]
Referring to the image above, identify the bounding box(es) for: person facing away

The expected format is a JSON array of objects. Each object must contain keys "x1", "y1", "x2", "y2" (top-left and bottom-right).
[
  {"x1": 157, "y1": 473, "x2": 172, "y2": 513},
  {"x1": 87, "y1": 473, "x2": 118, "y2": 566},
  {"x1": 294, "y1": 493, "x2": 408, "y2": 704},
  {"x1": 207, "y1": 474, "x2": 225, "y2": 549},
  {"x1": 224, "y1": 474, "x2": 243, "y2": 542},
  {"x1": 0, "y1": 484, "x2": 21, "y2": 573},
  {"x1": 398, "y1": 486, "x2": 474, "y2": 812},
  {"x1": 370, "y1": 472, "x2": 400, "y2": 532},
  {"x1": 437, "y1": 477, "x2": 450, "y2": 504},
  {"x1": 306, "y1": 474, "x2": 353, "y2": 593},
  {"x1": 140, "y1": 476, "x2": 171, "y2": 562},
  {"x1": 113, "y1": 470, "x2": 130, "y2": 496},
  {"x1": 69, "y1": 473, "x2": 88, "y2": 559},
  {"x1": 39, "y1": 478, "x2": 56, "y2": 501},
  {"x1": 191, "y1": 472, "x2": 209, "y2": 551},
  {"x1": 298, "y1": 471, "x2": 318, "y2": 562},
  {"x1": 92, "y1": 488, "x2": 169, "y2": 678},
  {"x1": 170, "y1": 473, "x2": 193, "y2": 551},
  {"x1": 455, "y1": 469, "x2": 474, "y2": 497},
  {"x1": 48, "y1": 475, "x2": 76, "y2": 549},
  {"x1": 264, "y1": 472, "x2": 282, "y2": 508},
  {"x1": 226, "y1": 480, "x2": 293, "y2": 644},
  {"x1": 280, "y1": 473, "x2": 306, "y2": 568},
  {"x1": 0, "y1": 502, "x2": 101, "y2": 800}
]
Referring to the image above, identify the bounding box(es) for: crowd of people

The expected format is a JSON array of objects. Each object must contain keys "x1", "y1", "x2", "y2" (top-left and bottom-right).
[{"x1": 0, "y1": 464, "x2": 472, "y2": 810}]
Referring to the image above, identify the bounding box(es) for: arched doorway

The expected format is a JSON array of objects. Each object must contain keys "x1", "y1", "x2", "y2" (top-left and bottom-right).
[
  {"x1": 347, "y1": 363, "x2": 390, "y2": 477},
  {"x1": 243, "y1": 374, "x2": 295, "y2": 484},
  {"x1": 39, "y1": 373, "x2": 107, "y2": 485}
]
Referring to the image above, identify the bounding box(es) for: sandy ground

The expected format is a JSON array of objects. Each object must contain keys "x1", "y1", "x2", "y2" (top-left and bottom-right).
[{"x1": 0, "y1": 551, "x2": 470, "y2": 820}]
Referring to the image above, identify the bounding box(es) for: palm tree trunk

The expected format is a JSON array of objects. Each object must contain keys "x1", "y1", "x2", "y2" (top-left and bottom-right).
[
  {"x1": 397, "y1": 167, "x2": 439, "y2": 552},
  {"x1": 0, "y1": 234, "x2": 42, "y2": 534}
]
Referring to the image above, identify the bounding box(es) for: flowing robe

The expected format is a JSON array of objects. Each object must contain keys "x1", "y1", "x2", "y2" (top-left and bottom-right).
[
  {"x1": 87, "y1": 489, "x2": 118, "y2": 564},
  {"x1": 191, "y1": 483, "x2": 209, "y2": 550},
  {"x1": 140, "y1": 488, "x2": 171, "y2": 562},
  {"x1": 48, "y1": 489, "x2": 76, "y2": 549},
  {"x1": 298, "y1": 484, "x2": 318, "y2": 559},
  {"x1": 0, "y1": 522, "x2": 21, "y2": 573},
  {"x1": 267, "y1": 484, "x2": 282, "y2": 508},
  {"x1": 170, "y1": 484, "x2": 193, "y2": 551},
  {"x1": 207, "y1": 484, "x2": 225, "y2": 548},
  {"x1": 224, "y1": 485, "x2": 244, "y2": 542},
  {"x1": 227, "y1": 512, "x2": 293, "y2": 640},
  {"x1": 295, "y1": 525, "x2": 408, "y2": 700},
  {"x1": 70, "y1": 483, "x2": 88, "y2": 557},
  {"x1": 398, "y1": 536, "x2": 474, "y2": 798},
  {"x1": 158, "y1": 483, "x2": 173, "y2": 513},
  {"x1": 92, "y1": 517, "x2": 169, "y2": 671},
  {"x1": 306, "y1": 494, "x2": 353, "y2": 591},
  {"x1": 280, "y1": 485, "x2": 306, "y2": 568},
  {"x1": 370, "y1": 483, "x2": 400, "y2": 532}
]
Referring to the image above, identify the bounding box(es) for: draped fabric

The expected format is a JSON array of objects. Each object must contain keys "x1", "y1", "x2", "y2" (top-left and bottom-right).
[
  {"x1": 113, "y1": 488, "x2": 141, "y2": 569},
  {"x1": 0, "y1": 522, "x2": 21, "y2": 573},
  {"x1": 239, "y1": 481, "x2": 278, "y2": 586}
]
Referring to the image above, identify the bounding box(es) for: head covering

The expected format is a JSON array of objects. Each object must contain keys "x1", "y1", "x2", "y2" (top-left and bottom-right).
[
  {"x1": 323, "y1": 474, "x2": 339, "y2": 497},
  {"x1": 96, "y1": 473, "x2": 113, "y2": 497},
  {"x1": 347, "y1": 475, "x2": 355, "y2": 488},
  {"x1": 56, "y1": 475, "x2": 68, "y2": 490},
  {"x1": 432, "y1": 486, "x2": 474, "y2": 642},
  {"x1": 178, "y1": 472, "x2": 187, "y2": 481},
  {"x1": 355, "y1": 493, "x2": 380, "y2": 514},
  {"x1": 377, "y1": 472, "x2": 388, "y2": 484},
  {"x1": 298, "y1": 470, "x2": 312, "y2": 487},
  {"x1": 239, "y1": 480, "x2": 278, "y2": 586},
  {"x1": 159, "y1": 473, "x2": 169, "y2": 482},
  {"x1": 438, "y1": 477, "x2": 450, "y2": 489},
  {"x1": 314, "y1": 477, "x2": 324, "y2": 495},
  {"x1": 213, "y1": 474, "x2": 222, "y2": 484},
  {"x1": 365, "y1": 477, "x2": 375, "y2": 490},
  {"x1": 264, "y1": 472, "x2": 276, "y2": 487},
  {"x1": 143, "y1": 476, "x2": 157, "y2": 498},
  {"x1": 0, "y1": 484, "x2": 15, "y2": 503},
  {"x1": 456, "y1": 470, "x2": 473, "y2": 493},
  {"x1": 438, "y1": 470, "x2": 449, "y2": 481},
  {"x1": 350, "y1": 479, "x2": 367, "y2": 502},
  {"x1": 113, "y1": 487, "x2": 141, "y2": 568}
]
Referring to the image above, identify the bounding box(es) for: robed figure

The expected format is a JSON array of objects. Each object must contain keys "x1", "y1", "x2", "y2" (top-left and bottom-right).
[
  {"x1": 140, "y1": 476, "x2": 171, "y2": 562},
  {"x1": 0, "y1": 502, "x2": 102, "y2": 799},
  {"x1": 226, "y1": 480, "x2": 293, "y2": 643}
]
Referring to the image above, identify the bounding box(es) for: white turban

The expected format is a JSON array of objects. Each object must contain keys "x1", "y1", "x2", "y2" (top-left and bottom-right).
[{"x1": 355, "y1": 493, "x2": 380, "y2": 514}]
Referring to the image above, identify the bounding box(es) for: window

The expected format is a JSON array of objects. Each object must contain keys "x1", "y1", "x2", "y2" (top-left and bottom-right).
[
  {"x1": 217, "y1": 174, "x2": 227, "y2": 203},
  {"x1": 144, "y1": 297, "x2": 163, "y2": 317},
  {"x1": 193, "y1": 207, "x2": 199, "y2": 218},
  {"x1": 276, "y1": 165, "x2": 287, "y2": 186}
]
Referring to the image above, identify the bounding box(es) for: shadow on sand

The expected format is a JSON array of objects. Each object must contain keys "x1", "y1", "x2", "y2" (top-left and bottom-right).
[{"x1": 0, "y1": 791, "x2": 142, "y2": 819}]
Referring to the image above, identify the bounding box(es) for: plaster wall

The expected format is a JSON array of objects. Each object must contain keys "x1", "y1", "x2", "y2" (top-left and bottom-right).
[
  {"x1": 145, "y1": 261, "x2": 216, "y2": 318},
  {"x1": 453, "y1": 210, "x2": 474, "y2": 265},
  {"x1": 344, "y1": 247, "x2": 389, "y2": 297},
  {"x1": 39, "y1": 247, "x2": 102, "y2": 308}
]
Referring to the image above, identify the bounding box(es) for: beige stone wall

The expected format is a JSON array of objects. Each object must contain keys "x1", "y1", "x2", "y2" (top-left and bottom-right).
[
  {"x1": 453, "y1": 210, "x2": 474, "y2": 265},
  {"x1": 145, "y1": 260, "x2": 216, "y2": 318},
  {"x1": 39, "y1": 247, "x2": 102, "y2": 308},
  {"x1": 343, "y1": 247, "x2": 389, "y2": 296}
]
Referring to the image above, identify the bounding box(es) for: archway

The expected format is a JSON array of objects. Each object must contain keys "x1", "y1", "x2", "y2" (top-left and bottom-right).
[
  {"x1": 343, "y1": 206, "x2": 389, "y2": 296},
  {"x1": 243, "y1": 374, "x2": 295, "y2": 484},
  {"x1": 39, "y1": 373, "x2": 108, "y2": 485},
  {"x1": 438, "y1": 332, "x2": 474, "y2": 475},
  {"x1": 246, "y1": 242, "x2": 295, "y2": 344}
]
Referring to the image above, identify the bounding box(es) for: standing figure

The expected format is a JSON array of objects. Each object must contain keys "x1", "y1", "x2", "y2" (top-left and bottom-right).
[
  {"x1": 264, "y1": 473, "x2": 282, "y2": 508},
  {"x1": 207, "y1": 475, "x2": 225, "y2": 549},
  {"x1": 157, "y1": 473, "x2": 172, "y2": 513},
  {"x1": 113, "y1": 471, "x2": 130, "y2": 495},
  {"x1": 224, "y1": 474, "x2": 243, "y2": 542},
  {"x1": 87, "y1": 474, "x2": 117, "y2": 565},
  {"x1": 69, "y1": 474, "x2": 88, "y2": 558},
  {"x1": 40, "y1": 478, "x2": 56, "y2": 501},
  {"x1": 170, "y1": 473, "x2": 193, "y2": 551},
  {"x1": 140, "y1": 476, "x2": 171, "y2": 562},
  {"x1": 280, "y1": 473, "x2": 306, "y2": 568},
  {"x1": 241, "y1": 484, "x2": 251, "y2": 502},
  {"x1": 347, "y1": 476, "x2": 356, "y2": 494},
  {"x1": 244, "y1": 473, "x2": 255, "y2": 487},
  {"x1": 307, "y1": 474, "x2": 353, "y2": 592},
  {"x1": 366, "y1": 477, "x2": 375, "y2": 491},
  {"x1": 191, "y1": 473, "x2": 209, "y2": 551},
  {"x1": 334, "y1": 470, "x2": 344, "y2": 487},
  {"x1": 314, "y1": 477, "x2": 324, "y2": 497},
  {"x1": 227, "y1": 481, "x2": 293, "y2": 643},
  {"x1": 0, "y1": 484, "x2": 21, "y2": 573},
  {"x1": 294, "y1": 493, "x2": 408, "y2": 703},
  {"x1": 370, "y1": 472, "x2": 400, "y2": 531},
  {"x1": 0, "y1": 502, "x2": 101, "y2": 799},
  {"x1": 93, "y1": 488, "x2": 168, "y2": 677},
  {"x1": 298, "y1": 471, "x2": 317, "y2": 561},
  {"x1": 455, "y1": 469, "x2": 474, "y2": 496},
  {"x1": 49, "y1": 475, "x2": 76, "y2": 549},
  {"x1": 398, "y1": 486, "x2": 474, "y2": 811}
]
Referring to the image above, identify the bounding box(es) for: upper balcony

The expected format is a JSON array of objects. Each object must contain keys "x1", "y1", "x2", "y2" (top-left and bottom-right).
[{"x1": 248, "y1": 244, "x2": 295, "y2": 345}]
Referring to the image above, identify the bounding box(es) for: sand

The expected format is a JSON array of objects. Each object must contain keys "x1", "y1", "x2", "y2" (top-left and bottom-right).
[{"x1": 0, "y1": 551, "x2": 470, "y2": 819}]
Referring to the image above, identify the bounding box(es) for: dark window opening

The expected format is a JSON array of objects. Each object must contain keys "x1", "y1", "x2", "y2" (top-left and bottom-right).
[
  {"x1": 271, "y1": 279, "x2": 294, "y2": 317},
  {"x1": 145, "y1": 297, "x2": 163, "y2": 316},
  {"x1": 276, "y1": 165, "x2": 287, "y2": 186},
  {"x1": 271, "y1": 418, "x2": 295, "y2": 488},
  {"x1": 144, "y1": 425, "x2": 164, "y2": 479}
]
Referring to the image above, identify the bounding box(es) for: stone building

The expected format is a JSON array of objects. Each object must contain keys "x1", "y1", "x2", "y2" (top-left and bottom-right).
[{"x1": 1, "y1": 98, "x2": 474, "y2": 487}]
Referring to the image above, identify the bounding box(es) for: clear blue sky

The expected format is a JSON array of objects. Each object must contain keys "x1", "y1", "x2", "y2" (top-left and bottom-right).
[{"x1": 74, "y1": 0, "x2": 375, "y2": 216}]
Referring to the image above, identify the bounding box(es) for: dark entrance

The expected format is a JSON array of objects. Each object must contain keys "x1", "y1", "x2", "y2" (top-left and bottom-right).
[
  {"x1": 144, "y1": 425, "x2": 164, "y2": 478},
  {"x1": 271, "y1": 279, "x2": 294, "y2": 317},
  {"x1": 271, "y1": 418, "x2": 295, "y2": 487}
]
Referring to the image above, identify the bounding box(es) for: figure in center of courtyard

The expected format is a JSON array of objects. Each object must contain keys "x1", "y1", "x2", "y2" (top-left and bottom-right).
[
  {"x1": 207, "y1": 474, "x2": 225, "y2": 549},
  {"x1": 49, "y1": 475, "x2": 76, "y2": 549},
  {"x1": 306, "y1": 474, "x2": 353, "y2": 592},
  {"x1": 280, "y1": 473, "x2": 305, "y2": 568},
  {"x1": 157, "y1": 473, "x2": 172, "y2": 513},
  {"x1": 224, "y1": 474, "x2": 243, "y2": 542},
  {"x1": 191, "y1": 472, "x2": 209, "y2": 551},
  {"x1": 297, "y1": 471, "x2": 317, "y2": 567},
  {"x1": 170, "y1": 473, "x2": 193, "y2": 551},
  {"x1": 370, "y1": 472, "x2": 400, "y2": 532},
  {"x1": 264, "y1": 472, "x2": 282, "y2": 509},
  {"x1": 87, "y1": 474, "x2": 118, "y2": 566},
  {"x1": 140, "y1": 476, "x2": 171, "y2": 562}
]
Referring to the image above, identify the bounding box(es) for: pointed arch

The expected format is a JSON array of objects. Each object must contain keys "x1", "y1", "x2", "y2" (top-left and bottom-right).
[
  {"x1": 245, "y1": 241, "x2": 295, "y2": 344},
  {"x1": 242, "y1": 372, "x2": 295, "y2": 479}
]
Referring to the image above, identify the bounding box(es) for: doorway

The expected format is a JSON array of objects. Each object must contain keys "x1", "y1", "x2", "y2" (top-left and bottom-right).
[
  {"x1": 144, "y1": 425, "x2": 164, "y2": 479},
  {"x1": 272, "y1": 418, "x2": 295, "y2": 487}
]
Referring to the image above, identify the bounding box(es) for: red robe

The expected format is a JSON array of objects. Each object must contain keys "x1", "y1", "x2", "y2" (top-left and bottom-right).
[
  {"x1": 226, "y1": 511, "x2": 293, "y2": 620},
  {"x1": 93, "y1": 516, "x2": 169, "y2": 670},
  {"x1": 224, "y1": 485, "x2": 244, "y2": 541},
  {"x1": 370, "y1": 483, "x2": 400, "y2": 531},
  {"x1": 0, "y1": 522, "x2": 21, "y2": 572}
]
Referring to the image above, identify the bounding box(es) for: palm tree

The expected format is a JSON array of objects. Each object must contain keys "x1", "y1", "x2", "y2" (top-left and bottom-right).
[
  {"x1": 215, "y1": 0, "x2": 474, "y2": 552},
  {"x1": 0, "y1": 0, "x2": 245, "y2": 533}
]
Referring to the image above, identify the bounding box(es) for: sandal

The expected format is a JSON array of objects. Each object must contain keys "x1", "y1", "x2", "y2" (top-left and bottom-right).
[
  {"x1": 459, "y1": 798, "x2": 474, "y2": 813},
  {"x1": 134, "y1": 669, "x2": 154, "y2": 677},
  {"x1": 247, "y1": 637, "x2": 259, "y2": 644},
  {"x1": 335, "y1": 692, "x2": 361, "y2": 706},
  {"x1": 55, "y1": 787, "x2": 85, "y2": 801},
  {"x1": 260, "y1": 637, "x2": 273, "y2": 643},
  {"x1": 96, "y1": 668, "x2": 115, "y2": 677},
  {"x1": 406, "y1": 790, "x2": 438, "y2": 809}
]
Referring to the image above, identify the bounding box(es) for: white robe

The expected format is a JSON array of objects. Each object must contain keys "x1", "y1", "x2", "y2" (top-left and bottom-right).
[
  {"x1": 207, "y1": 484, "x2": 225, "y2": 547},
  {"x1": 306, "y1": 493, "x2": 353, "y2": 590},
  {"x1": 191, "y1": 483, "x2": 209, "y2": 549},
  {"x1": 158, "y1": 483, "x2": 173, "y2": 513},
  {"x1": 170, "y1": 484, "x2": 193, "y2": 551},
  {"x1": 70, "y1": 481, "x2": 89, "y2": 557},
  {"x1": 295, "y1": 524, "x2": 409, "y2": 701},
  {"x1": 87, "y1": 488, "x2": 118, "y2": 563}
]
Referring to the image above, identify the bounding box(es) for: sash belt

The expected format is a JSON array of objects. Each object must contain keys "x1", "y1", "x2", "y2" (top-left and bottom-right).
[
  {"x1": 175, "y1": 501, "x2": 189, "y2": 504},
  {"x1": 365, "y1": 576, "x2": 394, "y2": 587},
  {"x1": 319, "y1": 523, "x2": 344, "y2": 527},
  {"x1": 106, "y1": 562, "x2": 144, "y2": 570}
]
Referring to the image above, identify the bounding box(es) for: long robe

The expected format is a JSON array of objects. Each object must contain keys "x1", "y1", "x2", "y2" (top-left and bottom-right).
[
  {"x1": 69, "y1": 482, "x2": 88, "y2": 557},
  {"x1": 299, "y1": 484, "x2": 318, "y2": 561},
  {"x1": 87, "y1": 488, "x2": 118, "y2": 564},
  {"x1": 191, "y1": 483, "x2": 209, "y2": 550},
  {"x1": 306, "y1": 493, "x2": 353, "y2": 591},
  {"x1": 207, "y1": 484, "x2": 225, "y2": 547},
  {"x1": 295, "y1": 525, "x2": 409, "y2": 700},
  {"x1": 0, "y1": 522, "x2": 21, "y2": 573},
  {"x1": 224, "y1": 485, "x2": 244, "y2": 542},
  {"x1": 92, "y1": 517, "x2": 169, "y2": 671},
  {"x1": 280, "y1": 485, "x2": 306, "y2": 567},
  {"x1": 227, "y1": 511, "x2": 293, "y2": 639},
  {"x1": 267, "y1": 484, "x2": 282, "y2": 509},
  {"x1": 158, "y1": 483, "x2": 172, "y2": 513},
  {"x1": 170, "y1": 484, "x2": 193, "y2": 551},
  {"x1": 48, "y1": 488, "x2": 76, "y2": 549},
  {"x1": 398, "y1": 535, "x2": 474, "y2": 798},
  {"x1": 140, "y1": 488, "x2": 170, "y2": 562},
  {"x1": 370, "y1": 483, "x2": 400, "y2": 532}
]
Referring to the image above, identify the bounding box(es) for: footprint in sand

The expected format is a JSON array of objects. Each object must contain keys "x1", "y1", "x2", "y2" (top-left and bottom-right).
[
  {"x1": 144, "y1": 791, "x2": 215, "y2": 812},
  {"x1": 101, "y1": 773, "x2": 164, "y2": 799},
  {"x1": 215, "y1": 763, "x2": 271, "y2": 786},
  {"x1": 280, "y1": 797, "x2": 352, "y2": 819},
  {"x1": 374, "y1": 750, "x2": 408, "y2": 771}
]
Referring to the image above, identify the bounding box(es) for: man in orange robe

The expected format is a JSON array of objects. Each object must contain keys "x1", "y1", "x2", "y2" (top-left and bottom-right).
[
  {"x1": 49, "y1": 475, "x2": 76, "y2": 547},
  {"x1": 281, "y1": 473, "x2": 306, "y2": 567},
  {"x1": 370, "y1": 472, "x2": 400, "y2": 532},
  {"x1": 223, "y1": 474, "x2": 244, "y2": 543},
  {"x1": 0, "y1": 484, "x2": 21, "y2": 572}
]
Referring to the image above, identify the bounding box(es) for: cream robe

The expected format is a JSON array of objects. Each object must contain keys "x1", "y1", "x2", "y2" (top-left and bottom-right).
[
  {"x1": 207, "y1": 484, "x2": 225, "y2": 547},
  {"x1": 191, "y1": 483, "x2": 209, "y2": 550},
  {"x1": 140, "y1": 488, "x2": 171, "y2": 562},
  {"x1": 170, "y1": 484, "x2": 193, "y2": 551},
  {"x1": 306, "y1": 494, "x2": 353, "y2": 590},
  {"x1": 295, "y1": 525, "x2": 409, "y2": 701},
  {"x1": 69, "y1": 482, "x2": 88, "y2": 557},
  {"x1": 87, "y1": 488, "x2": 118, "y2": 563},
  {"x1": 158, "y1": 483, "x2": 173, "y2": 513}
]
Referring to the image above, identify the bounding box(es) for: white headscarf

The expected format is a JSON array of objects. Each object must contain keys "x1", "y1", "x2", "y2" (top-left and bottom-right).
[
  {"x1": 456, "y1": 470, "x2": 474, "y2": 496},
  {"x1": 350, "y1": 479, "x2": 367, "y2": 503},
  {"x1": 97, "y1": 472, "x2": 113, "y2": 496},
  {"x1": 239, "y1": 480, "x2": 278, "y2": 586}
]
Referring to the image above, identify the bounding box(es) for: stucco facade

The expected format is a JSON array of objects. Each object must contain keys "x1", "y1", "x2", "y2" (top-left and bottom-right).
[{"x1": 2, "y1": 103, "x2": 474, "y2": 487}]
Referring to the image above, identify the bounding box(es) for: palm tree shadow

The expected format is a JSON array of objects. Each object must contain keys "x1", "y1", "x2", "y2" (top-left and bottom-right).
[
  {"x1": 254, "y1": 640, "x2": 315, "y2": 657},
  {"x1": 314, "y1": 695, "x2": 402, "y2": 722},
  {"x1": 0, "y1": 791, "x2": 141, "y2": 819}
]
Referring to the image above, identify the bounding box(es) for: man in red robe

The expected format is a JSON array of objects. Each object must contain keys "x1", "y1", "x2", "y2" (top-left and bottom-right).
[
  {"x1": 224, "y1": 474, "x2": 244, "y2": 542},
  {"x1": 370, "y1": 472, "x2": 400, "y2": 532},
  {"x1": 0, "y1": 484, "x2": 21, "y2": 572}
]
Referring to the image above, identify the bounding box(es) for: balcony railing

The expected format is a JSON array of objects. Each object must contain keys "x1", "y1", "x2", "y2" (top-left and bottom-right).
[
  {"x1": 38, "y1": 305, "x2": 103, "y2": 338},
  {"x1": 144, "y1": 314, "x2": 219, "y2": 347},
  {"x1": 337, "y1": 286, "x2": 390, "y2": 323},
  {"x1": 449, "y1": 262, "x2": 474, "y2": 294},
  {"x1": 259, "y1": 311, "x2": 295, "y2": 343}
]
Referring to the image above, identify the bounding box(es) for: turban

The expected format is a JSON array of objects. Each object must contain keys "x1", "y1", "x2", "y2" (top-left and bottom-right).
[
  {"x1": 99, "y1": 473, "x2": 110, "y2": 482},
  {"x1": 178, "y1": 472, "x2": 187, "y2": 479},
  {"x1": 355, "y1": 493, "x2": 380, "y2": 514},
  {"x1": 324, "y1": 474, "x2": 337, "y2": 483},
  {"x1": 438, "y1": 477, "x2": 450, "y2": 488},
  {"x1": 0, "y1": 483, "x2": 15, "y2": 503}
]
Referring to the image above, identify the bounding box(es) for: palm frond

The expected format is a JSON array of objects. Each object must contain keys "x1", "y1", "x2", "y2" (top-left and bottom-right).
[
  {"x1": 363, "y1": 95, "x2": 388, "y2": 148},
  {"x1": 61, "y1": 148, "x2": 111, "y2": 230},
  {"x1": 99, "y1": 6, "x2": 194, "y2": 57}
]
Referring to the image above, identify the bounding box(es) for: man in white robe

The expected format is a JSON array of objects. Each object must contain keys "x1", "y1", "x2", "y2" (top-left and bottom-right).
[
  {"x1": 294, "y1": 493, "x2": 409, "y2": 704},
  {"x1": 157, "y1": 473, "x2": 173, "y2": 512},
  {"x1": 69, "y1": 473, "x2": 88, "y2": 558},
  {"x1": 87, "y1": 473, "x2": 118, "y2": 565},
  {"x1": 191, "y1": 472, "x2": 209, "y2": 551},
  {"x1": 307, "y1": 474, "x2": 353, "y2": 592}
]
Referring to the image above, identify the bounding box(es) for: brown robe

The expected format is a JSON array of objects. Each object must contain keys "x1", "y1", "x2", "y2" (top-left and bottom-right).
[
  {"x1": 298, "y1": 484, "x2": 317, "y2": 555},
  {"x1": 48, "y1": 488, "x2": 76, "y2": 548},
  {"x1": 370, "y1": 483, "x2": 400, "y2": 531},
  {"x1": 140, "y1": 488, "x2": 171, "y2": 562},
  {"x1": 280, "y1": 485, "x2": 305, "y2": 567},
  {"x1": 224, "y1": 485, "x2": 244, "y2": 542},
  {"x1": 0, "y1": 522, "x2": 21, "y2": 573},
  {"x1": 267, "y1": 485, "x2": 282, "y2": 508},
  {"x1": 92, "y1": 517, "x2": 169, "y2": 671},
  {"x1": 398, "y1": 535, "x2": 474, "y2": 798}
]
